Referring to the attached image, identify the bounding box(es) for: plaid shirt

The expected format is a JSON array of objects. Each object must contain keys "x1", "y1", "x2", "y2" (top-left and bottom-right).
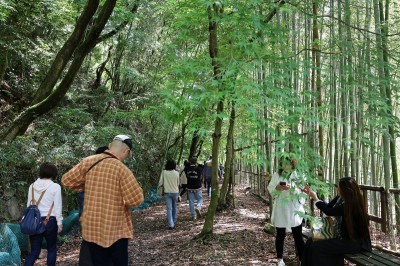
[{"x1": 62, "y1": 151, "x2": 144, "y2": 247}]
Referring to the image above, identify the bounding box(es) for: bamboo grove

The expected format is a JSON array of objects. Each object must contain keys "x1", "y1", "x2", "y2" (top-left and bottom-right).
[
  {"x1": 157, "y1": 0, "x2": 400, "y2": 241},
  {"x1": 1, "y1": 0, "x2": 400, "y2": 246}
]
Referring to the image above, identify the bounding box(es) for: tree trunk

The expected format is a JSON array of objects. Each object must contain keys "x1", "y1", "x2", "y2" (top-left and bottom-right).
[
  {"x1": 380, "y1": 0, "x2": 399, "y2": 226},
  {"x1": 0, "y1": 47, "x2": 7, "y2": 84},
  {"x1": 218, "y1": 102, "x2": 235, "y2": 209},
  {"x1": 188, "y1": 130, "x2": 201, "y2": 160},
  {"x1": 31, "y1": 0, "x2": 100, "y2": 105},
  {"x1": 177, "y1": 122, "x2": 188, "y2": 164},
  {"x1": 338, "y1": 1, "x2": 349, "y2": 177},
  {"x1": 343, "y1": 0, "x2": 357, "y2": 179},
  {"x1": 372, "y1": 0, "x2": 396, "y2": 249},
  {"x1": 313, "y1": 1, "x2": 324, "y2": 163},
  {"x1": 0, "y1": 0, "x2": 117, "y2": 143},
  {"x1": 198, "y1": 3, "x2": 223, "y2": 238}
]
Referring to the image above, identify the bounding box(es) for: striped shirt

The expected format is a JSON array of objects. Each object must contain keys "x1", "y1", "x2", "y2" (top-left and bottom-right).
[{"x1": 62, "y1": 151, "x2": 144, "y2": 247}]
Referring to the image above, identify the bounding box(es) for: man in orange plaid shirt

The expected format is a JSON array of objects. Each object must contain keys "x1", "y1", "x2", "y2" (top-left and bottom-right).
[{"x1": 62, "y1": 135, "x2": 144, "y2": 266}]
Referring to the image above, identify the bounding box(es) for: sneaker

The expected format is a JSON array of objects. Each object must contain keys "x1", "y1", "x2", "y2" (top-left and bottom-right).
[
  {"x1": 195, "y1": 208, "x2": 202, "y2": 219},
  {"x1": 192, "y1": 216, "x2": 197, "y2": 221},
  {"x1": 277, "y1": 259, "x2": 285, "y2": 266},
  {"x1": 168, "y1": 226, "x2": 174, "y2": 230}
]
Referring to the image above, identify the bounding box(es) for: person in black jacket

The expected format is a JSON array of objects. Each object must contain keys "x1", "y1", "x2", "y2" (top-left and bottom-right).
[
  {"x1": 301, "y1": 177, "x2": 371, "y2": 266},
  {"x1": 182, "y1": 157, "x2": 203, "y2": 220}
]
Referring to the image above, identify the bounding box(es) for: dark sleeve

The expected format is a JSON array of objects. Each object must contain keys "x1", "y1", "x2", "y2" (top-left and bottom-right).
[
  {"x1": 327, "y1": 195, "x2": 340, "y2": 208},
  {"x1": 315, "y1": 196, "x2": 344, "y2": 217}
]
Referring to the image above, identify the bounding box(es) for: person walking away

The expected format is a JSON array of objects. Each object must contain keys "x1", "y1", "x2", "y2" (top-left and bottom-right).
[
  {"x1": 24, "y1": 162, "x2": 63, "y2": 266},
  {"x1": 179, "y1": 160, "x2": 190, "y2": 202},
  {"x1": 202, "y1": 156, "x2": 222, "y2": 197},
  {"x1": 77, "y1": 146, "x2": 108, "y2": 218},
  {"x1": 182, "y1": 157, "x2": 203, "y2": 219},
  {"x1": 62, "y1": 135, "x2": 144, "y2": 266},
  {"x1": 158, "y1": 159, "x2": 180, "y2": 229},
  {"x1": 77, "y1": 145, "x2": 109, "y2": 266},
  {"x1": 301, "y1": 177, "x2": 371, "y2": 266},
  {"x1": 267, "y1": 156, "x2": 306, "y2": 266},
  {"x1": 218, "y1": 163, "x2": 224, "y2": 180}
]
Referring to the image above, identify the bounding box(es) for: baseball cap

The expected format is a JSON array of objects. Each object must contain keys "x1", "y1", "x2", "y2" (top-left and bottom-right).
[{"x1": 113, "y1": 135, "x2": 133, "y2": 150}]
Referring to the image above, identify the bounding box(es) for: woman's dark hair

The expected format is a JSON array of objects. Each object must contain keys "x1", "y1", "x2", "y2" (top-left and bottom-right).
[
  {"x1": 165, "y1": 159, "x2": 177, "y2": 171},
  {"x1": 339, "y1": 177, "x2": 370, "y2": 241},
  {"x1": 277, "y1": 156, "x2": 296, "y2": 175},
  {"x1": 39, "y1": 162, "x2": 58, "y2": 179}
]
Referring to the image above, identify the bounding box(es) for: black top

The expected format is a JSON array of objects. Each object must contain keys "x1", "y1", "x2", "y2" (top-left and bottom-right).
[
  {"x1": 316, "y1": 196, "x2": 372, "y2": 251},
  {"x1": 184, "y1": 165, "x2": 203, "y2": 189}
]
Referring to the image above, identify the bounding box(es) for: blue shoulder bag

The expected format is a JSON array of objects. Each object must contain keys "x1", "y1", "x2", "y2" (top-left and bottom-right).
[{"x1": 20, "y1": 185, "x2": 54, "y2": 235}]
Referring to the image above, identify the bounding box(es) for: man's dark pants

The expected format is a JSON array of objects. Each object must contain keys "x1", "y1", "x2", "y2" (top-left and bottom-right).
[{"x1": 84, "y1": 238, "x2": 128, "y2": 266}]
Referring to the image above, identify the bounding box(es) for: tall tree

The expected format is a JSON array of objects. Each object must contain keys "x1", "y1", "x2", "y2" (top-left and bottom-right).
[
  {"x1": 0, "y1": 0, "x2": 120, "y2": 143},
  {"x1": 199, "y1": 2, "x2": 224, "y2": 238},
  {"x1": 218, "y1": 102, "x2": 235, "y2": 209}
]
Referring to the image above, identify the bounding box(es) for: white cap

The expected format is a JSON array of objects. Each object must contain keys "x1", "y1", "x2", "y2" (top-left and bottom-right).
[{"x1": 113, "y1": 135, "x2": 133, "y2": 150}]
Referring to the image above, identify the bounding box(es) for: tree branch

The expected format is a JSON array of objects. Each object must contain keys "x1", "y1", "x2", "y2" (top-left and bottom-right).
[
  {"x1": 95, "y1": 3, "x2": 139, "y2": 44},
  {"x1": 1, "y1": 0, "x2": 118, "y2": 142},
  {"x1": 31, "y1": 0, "x2": 100, "y2": 104}
]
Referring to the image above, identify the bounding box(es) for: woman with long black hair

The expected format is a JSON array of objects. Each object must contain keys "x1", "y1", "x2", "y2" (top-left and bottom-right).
[{"x1": 302, "y1": 177, "x2": 371, "y2": 266}]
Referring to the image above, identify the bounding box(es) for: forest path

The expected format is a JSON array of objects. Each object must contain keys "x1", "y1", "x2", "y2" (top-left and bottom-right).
[{"x1": 36, "y1": 185, "x2": 300, "y2": 265}]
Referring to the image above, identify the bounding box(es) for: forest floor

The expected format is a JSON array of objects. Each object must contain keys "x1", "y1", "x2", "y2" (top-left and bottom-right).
[{"x1": 31, "y1": 184, "x2": 302, "y2": 266}]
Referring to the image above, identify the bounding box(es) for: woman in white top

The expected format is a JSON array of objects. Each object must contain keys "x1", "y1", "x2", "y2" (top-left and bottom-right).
[
  {"x1": 158, "y1": 159, "x2": 180, "y2": 230},
  {"x1": 24, "y1": 162, "x2": 63, "y2": 266},
  {"x1": 267, "y1": 156, "x2": 306, "y2": 266},
  {"x1": 178, "y1": 160, "x2": 190, "y2": 202}
]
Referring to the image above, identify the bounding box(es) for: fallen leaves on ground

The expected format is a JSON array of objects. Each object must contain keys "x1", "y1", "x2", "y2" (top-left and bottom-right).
[{"x1": 32, "y1": 185, "x2": 301, "y2": 265}]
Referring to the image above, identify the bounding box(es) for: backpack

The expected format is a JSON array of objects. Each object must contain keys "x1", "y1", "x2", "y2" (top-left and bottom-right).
[{"x1": 20, "y1": 185, "x2": 54, "y2": 235}]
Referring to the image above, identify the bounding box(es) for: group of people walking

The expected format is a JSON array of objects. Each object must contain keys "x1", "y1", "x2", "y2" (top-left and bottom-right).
[
  {"x1": 157, "y1": 156, "x2": 223, "y2": 230},
  {"x1": 23, "y1": 137, "x2": 371, "y2": 266},
  {"x1": 24, "y1": 134, "x2": 143, "y2": 266},
  {"x1": 23, "y1": 134, "x2": 223, "y2": 266},
  {"x1": 268, "y1": 156, "x2": 371, "y2": 266}
]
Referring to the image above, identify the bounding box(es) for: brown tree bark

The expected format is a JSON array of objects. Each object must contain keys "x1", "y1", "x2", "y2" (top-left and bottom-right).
[
  {"x1": 0, "y1": 0, "x2": 118, "y2": 143},
  {"x1": 188, "y1": 130, "x2": 201, "y2": 160},
  {"x1": 198, "y1": 2, "x2": 224, "y2": 238},
  {"x1": 31, "y1": 0, "x2": 100, "y2": 105},
  {"x1": 0, "y1": 47, "x2": 7, "y2": 85},
  {"x1": 200, "y1": 0, "x2": 286, "y2": 238},
  {"x1": 218, "y1": 102, "x2": 235, "y2": 209},
  {"x1": 313, "y1": 1, "x2": 324, "y2": 161}
]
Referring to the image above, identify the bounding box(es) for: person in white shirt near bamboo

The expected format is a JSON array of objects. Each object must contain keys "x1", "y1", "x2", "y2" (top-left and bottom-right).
[{"x1": 267, "y1": 156, "x2": 306, "y2": 266}]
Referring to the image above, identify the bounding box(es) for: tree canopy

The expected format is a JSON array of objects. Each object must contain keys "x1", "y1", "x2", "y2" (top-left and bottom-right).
[{"x1": 1, "y1": 0, "x2": 400, "y2": 244}]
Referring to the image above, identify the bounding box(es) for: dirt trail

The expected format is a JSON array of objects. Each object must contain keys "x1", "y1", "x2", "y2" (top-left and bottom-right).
[{"x1": 35, "y1": 185, "x2": 300, "y2": 265}]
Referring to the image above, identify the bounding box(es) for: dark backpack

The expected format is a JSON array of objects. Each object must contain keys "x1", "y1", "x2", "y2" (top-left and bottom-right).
[{"x1": 20, "y1": 185, "x2": 53, "y2": 235}]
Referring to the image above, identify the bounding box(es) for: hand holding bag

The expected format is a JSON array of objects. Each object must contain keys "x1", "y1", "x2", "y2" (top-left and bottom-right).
[
  {"x1": 157, "y1": 171, "x2": 165, "y2": 196},
  {"x1": 311, "y1": 216, "x2": 334, "y2": 240}
]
